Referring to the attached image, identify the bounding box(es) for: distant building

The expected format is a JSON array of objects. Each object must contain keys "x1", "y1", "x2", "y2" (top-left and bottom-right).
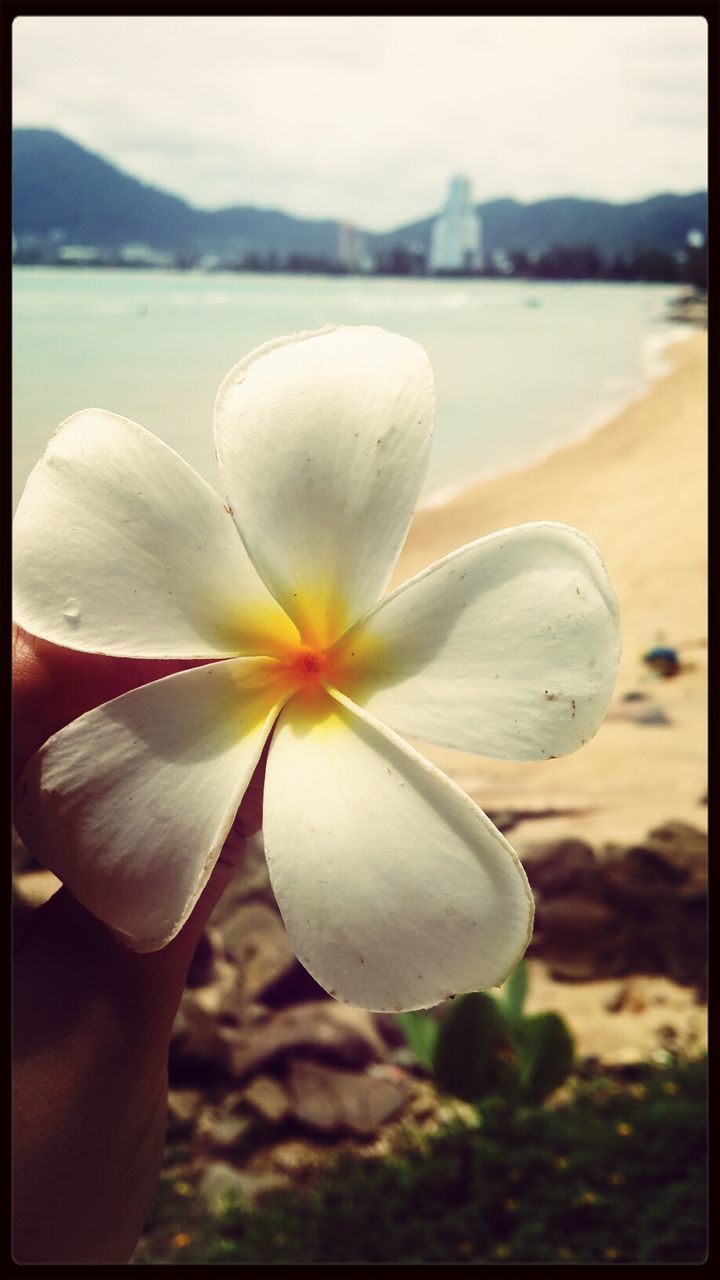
[
  {"x1": 57, "y1": 245, "x2": 102, "y2": 264},
  {"x1": 429, "y1": 175, "x2": 483, "y2": 272},
  {"x1": 119, "y1": 243, "x2": 175, "y2": 267},
  {"x1": 337, "y1": 221, "x2": 371, "y2": 271}
]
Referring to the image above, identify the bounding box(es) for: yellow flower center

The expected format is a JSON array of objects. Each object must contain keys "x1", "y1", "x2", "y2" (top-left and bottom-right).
[{"x1": 226, "y1": 585, "x2": 389, "y2": 724}]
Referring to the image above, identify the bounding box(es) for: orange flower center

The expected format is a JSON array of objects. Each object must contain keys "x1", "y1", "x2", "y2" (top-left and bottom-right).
[
  {"x1": 288, "y1": 643, "x2": 332, "y2": 686},
  {"x1": 277, "y1": 641, "x2": 344, "y2": 707}
]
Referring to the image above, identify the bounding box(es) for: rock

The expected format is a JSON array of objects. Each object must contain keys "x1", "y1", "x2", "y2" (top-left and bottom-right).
[
  {"x1": 485, "y1": 809, "x2": 521, "y2": 834},
  {"x1": 600, "y1": 825, "x2": 707, "y2": 989},
  {"x1": 651, "y1": 899, "x2": 707, "y2": 992},
  {"x1": 287, "y1": 1059, "x2": 410, "y2": 1135},
  {"x1": 208, "y1": 834, "x2": 274, "y2": 926},
  {"x1": 533, "y1": 895, "x2": 615, "y2": 942},
  {"x1": 202, "y1": 1113, "x2": 255, "y2": 1151},
  {"x1": 225, "y1": 1000, "x2": 387, "y2": 1080},
  {"x1": 260, "y1": 961, "x2": 330, "y2": 1009},
  {"x1": 373, "y1": 1011, "x2": 414, "y2": 1050},
  {"x1": 242, "y1": 1075, "x2": 291, "y2": 1125},
  {"x1": 265, "y1": 1139, "x2": 325, "y2": 1177},
  {"x1": 167, "y1": 1088, "x2": 203, "y2": 1136},
  {"x1": 531, "y1": 897, "x2": 631, "y2": 982},
  {"x1": 194, "y1": 1161, "x2": 289, "y2": 1216},
  {"x1": 521, "y1": 838, "x2": 600, "y2": 898},
  {"x1": 219, "y1": 902, "x2": 298, "y2": 1003},
  {"x1": 644, "y1": 821, "x2": 708, "y2": 890},
  {"x1": 521, "y1": 822, "x2": 707, "y2": 992},
  {"x1": 170, "y1": 990, "x2": 231, "y2": 1075},
  {"x1": 603, "y1": 848, "x2": 683, "y2": 900}
]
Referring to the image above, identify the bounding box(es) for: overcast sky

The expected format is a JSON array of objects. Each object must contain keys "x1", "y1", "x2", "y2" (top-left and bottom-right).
[{"x1": 13, "y1": 15, "x2": 708, "y2": 231}]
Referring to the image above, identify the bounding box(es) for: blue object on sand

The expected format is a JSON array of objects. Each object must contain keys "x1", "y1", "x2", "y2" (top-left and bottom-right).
[{"x1": 642, "y1": 646, "x2": 680, "y2": 677}]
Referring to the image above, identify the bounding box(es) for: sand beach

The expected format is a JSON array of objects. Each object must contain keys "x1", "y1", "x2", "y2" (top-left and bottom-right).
[{"x1": 394, "y1": 331, "x2": 708, "y2": 853}]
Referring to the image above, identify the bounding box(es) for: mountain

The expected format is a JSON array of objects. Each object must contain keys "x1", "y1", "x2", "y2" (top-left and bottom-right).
[
  {"x1": 13, "y1": 128, "x2": 200, "y2": 249},
  {"x1": 13, "y1": 127, "x2": 707, "y2": 263},
  {"x1": 377, "y1": 193, "x2": 708, "y2": 259},
  {"x1": 12, "y1": 129, "x2": 342, "y2": 258}
]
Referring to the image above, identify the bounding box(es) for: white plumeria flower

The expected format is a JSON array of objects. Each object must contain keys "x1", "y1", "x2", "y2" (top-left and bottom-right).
[{"x1": 13, "y1": 325, "x2": 620, "y2": 1012}]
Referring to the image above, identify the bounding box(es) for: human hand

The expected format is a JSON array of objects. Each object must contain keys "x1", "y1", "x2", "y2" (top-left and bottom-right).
[{"x1": 12, "y1": 624, "x2": 265, "y2": 1262}]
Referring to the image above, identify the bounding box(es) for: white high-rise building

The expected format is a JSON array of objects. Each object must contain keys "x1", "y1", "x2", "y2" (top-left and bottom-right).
[{"x1": 429, "y1": 175, "x2": 483, "y2": 272}]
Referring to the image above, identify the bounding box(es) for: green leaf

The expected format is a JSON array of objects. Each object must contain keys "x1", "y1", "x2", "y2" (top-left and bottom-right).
[
  {"x1": 514, "y1": 1012, "x2": 575, "y2": 1104},
  {"x1": 498, "y1": 960, "x2": 529, "y2": 1026},
  {"x1": 395, "y1": 1010, "x2": 439, "y2": 1072},
  {"x1": 432, "y1": 993, "x2": 505, "y2": 1102}
]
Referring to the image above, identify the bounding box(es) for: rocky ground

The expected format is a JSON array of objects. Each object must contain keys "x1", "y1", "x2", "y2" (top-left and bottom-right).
[{"x1": 13, "y1": 809, "x2": 707, "y2": 1257}]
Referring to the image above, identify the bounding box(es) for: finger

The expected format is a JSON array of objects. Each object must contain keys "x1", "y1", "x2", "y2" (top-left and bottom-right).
[
  {"x1": 12, "y1": 624, "x2": 209, "y2": 783},
  {"x1": 12, "y1": 624, "x2": 266, "y2": 958}
]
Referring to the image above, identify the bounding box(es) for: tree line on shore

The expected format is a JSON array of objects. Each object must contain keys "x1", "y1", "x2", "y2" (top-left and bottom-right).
[{"x1": 13, "y1": 238, "x2": 707, "y2": 288}]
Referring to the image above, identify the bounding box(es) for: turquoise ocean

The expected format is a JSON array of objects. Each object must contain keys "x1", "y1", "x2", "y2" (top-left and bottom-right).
[{"x1": 13, "y1": 268, "x2": 690, "y2": 509}]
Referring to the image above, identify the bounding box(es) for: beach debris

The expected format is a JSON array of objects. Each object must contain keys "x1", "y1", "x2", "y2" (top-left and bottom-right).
[
  {"x1": 664, "y1": 289, "x2": 708, "y2": 326},
  {"x1": 642, "y1": 645, "x2": 680, "y2": 677},
  {"x1": 631, "y1": 705, "x2": 672, "y2": 725},
  {"x1": 607, "y1": 700, "x2": 672, "y2": 726}
]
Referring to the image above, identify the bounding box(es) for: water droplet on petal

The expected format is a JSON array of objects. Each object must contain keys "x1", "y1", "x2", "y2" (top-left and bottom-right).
[{"x1": 63, "y1": 598, "x2": 81, "y2": 624}]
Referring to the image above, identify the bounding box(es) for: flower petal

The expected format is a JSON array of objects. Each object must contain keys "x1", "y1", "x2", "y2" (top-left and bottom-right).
[
  {"x1": 13, "y1": 409, "x2": 298, "y2": 658},
  {"x1": 262, "y1": 689, "x2": 533, "y2": 1012},
  {"x1": 214, "y1": 326, "x2": 435, "y2": 647},
  {"x1": 340, "y1": 523, "x2": 620, "y2": 761},
  {"x1": 14, "y1": 659, "x2": 289, "y2": 950}
]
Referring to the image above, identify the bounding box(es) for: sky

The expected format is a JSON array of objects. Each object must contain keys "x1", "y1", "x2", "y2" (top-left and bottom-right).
[{"x1": 12, "y1": 15, "x2": 708, "y2": 232}]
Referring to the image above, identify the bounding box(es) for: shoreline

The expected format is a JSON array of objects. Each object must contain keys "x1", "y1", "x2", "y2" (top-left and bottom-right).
[
  {"x1": 396, "y1": 330, "x2": 707, "y2": 853},
  {"x1": 418, "y1": 320, "x2": 699, "y2": 512}
]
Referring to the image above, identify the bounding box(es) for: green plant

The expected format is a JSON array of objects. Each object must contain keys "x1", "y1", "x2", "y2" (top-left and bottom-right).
[
  {"x1": 397, "y1": 961, "x2": 574, "y2": 1106},
  {"x1": 136, "y1": 1055, "x2": 707, "y2": 1264}
]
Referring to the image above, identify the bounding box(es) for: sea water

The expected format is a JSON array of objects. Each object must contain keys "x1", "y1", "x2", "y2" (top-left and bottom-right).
[{"x1": 12, "y1": 268, "x2": 690, "y2": 508}]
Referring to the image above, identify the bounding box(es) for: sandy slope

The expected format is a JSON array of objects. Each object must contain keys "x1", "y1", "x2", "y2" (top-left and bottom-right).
[{"x1": 393, "y1": 332, "x2": 708, "y2": 853}]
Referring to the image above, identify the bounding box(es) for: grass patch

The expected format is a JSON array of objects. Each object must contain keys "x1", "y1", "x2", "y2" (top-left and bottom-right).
[{"x1": 139, "y1": 1055, "x2": 707, "y2": 1265}]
